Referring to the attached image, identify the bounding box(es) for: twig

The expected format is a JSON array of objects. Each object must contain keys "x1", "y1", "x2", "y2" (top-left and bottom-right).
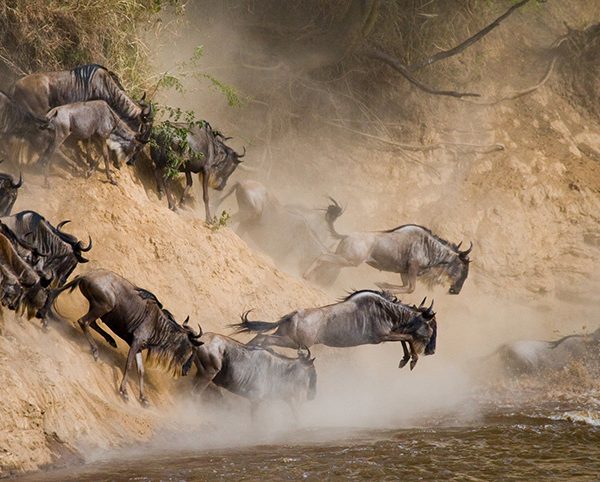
[
  {"x1": 410, "y1": 0, "x2": 531, "y2": 70},
  {"x1": 325, "y1": 120, "x2": 504, "y2": 154},
  {"x1": 462, "y1": 35, "x2": 568, "y2": 105},
  {"x1": 0, "y1": 50, "x2": 27, "y2": 77},
  {"x1": 364, "y1": 47, "x2": 481, "y2": 98}
]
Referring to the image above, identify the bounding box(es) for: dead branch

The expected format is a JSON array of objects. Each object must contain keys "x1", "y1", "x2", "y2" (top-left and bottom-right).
[
  {"x1": 364, "y1": 47, "x2": 481, "y2": 98},
  {"x1": 325, "y1": 120, "x2": 504, "y2": 154},
  {"x1": 410, "y1": 0, "x2": 531, "y2": 70},
  {"x1": 462, "y1": 35, "x2": 568, "y2": 105}
]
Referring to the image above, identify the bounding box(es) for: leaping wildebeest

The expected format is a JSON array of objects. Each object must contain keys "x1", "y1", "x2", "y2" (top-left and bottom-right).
[
  {"x1": 233, "y1": 290, "x2": 437, "y2": 370},
  {"x1": 304, "y1": 221, "x2": 472, "y2": 295},
  {"x1": 489, "y1": 328, "x2": 600, "y2": 376},
  {"x1": 149, "y1": 123, "x2": 245, "y2": 222},
  {"x1": 216, "y1": 180, "x2": 344, "y2": 274},
  {"x1": 38, "y1": 100, "x2": 149, "y2": 186},
  {"x1": 194, "y1": 333, "x2": 316, "y2": 415},
  {"x1": 39, "y1": 269, "x2": 203, "y2": 405}
]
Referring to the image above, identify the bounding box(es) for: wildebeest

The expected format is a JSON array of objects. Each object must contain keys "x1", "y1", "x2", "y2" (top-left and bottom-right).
[
  {"x1": 304, "y1": 222, "x2": 472, "y2": 295},
  {"x1": 39, "y1": 269, "x2": 203, "y2": 405},
  {"x1": 11, "y1": 64, "x2": 152, "y2": 129},
  {"x1": 233, "y1": 290, "x2": 437, "y2": 370},
  {"x1": 490, "y1": 328, "x2": 600, "y2": 375},
  {"x1": 150, "y1": 123, "x2": 245, "y2": 222},
  {"x1": 0, "y1": 167, "x2": 22, "y2": 216},
  {"x1": 217, "y1": 180, "x2": 343, "y2": 274},
  {"x1": 39, "y1": 100, "x2": 148, "y2": 185},
  {"x1": 0, "y1": 210, "x2": 92, "y2": 290},
  {"x1": 194, "y1": 333, "x2": 316, "y2": 414},
  {"x1": 0, "y1": 232, "x2": 50, "y2": 318}
]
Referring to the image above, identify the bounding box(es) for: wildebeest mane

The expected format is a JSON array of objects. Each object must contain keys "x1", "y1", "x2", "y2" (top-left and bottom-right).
[
  {"x1": 383, "y1": 224, "x2": 458, "y2": 250},
  {"x1": 133, "y1": 286, "x2": 199, "y2": 376},
  {"x1": 341, "y1": 289, "x2": 400, "y2": 304}
]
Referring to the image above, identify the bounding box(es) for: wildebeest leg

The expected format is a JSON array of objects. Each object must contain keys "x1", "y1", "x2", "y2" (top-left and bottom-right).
[
  {"x1": 90, "y1": 321, "x2": 117, "y2": 348},
  {"x1": 180, "y1": 170, "x2": 193, "y2": 207},
  {"x1": 246, "y1": 334, "x2": 299, "y2": 349},
  {"x1": 85, "y1": 140, "x2": 100, "y2": 178},
  {"x1": 398, "y1": 341, "x2": 411, "y2": 368},
  {"x1": 119, "y1": 340, "x2": 142, "y2": 402},
  {"x1": 375, "y1": 263, "x2": 418, "y2": 294},
  {"x1": 381, "y1": 333, "x2": 418, "y2": 370},
  {"x1": 77, "y1": 307, "x2": 110, "y2": 361},
  {"x1": 101, "y1": 141, "x2": 117, "y2": 185},
  {"x1": 200, "y1": 168, "x2": 211, "y2": 222},
  {"x1": 38, "y1": 129, "x2": 67, "y2": 188},
  {"x1": 407, "y1": 341, "x2": 419, "y2": 370},
  {"x1": 135, "y1": 352, "x2": 149, "y2": 406},
  {"x1": 193, "y1": 350, "x2": 221, "y2": 396},
  {"x1": 303, "y1": 253, "x2": 358, "y2": 281}
]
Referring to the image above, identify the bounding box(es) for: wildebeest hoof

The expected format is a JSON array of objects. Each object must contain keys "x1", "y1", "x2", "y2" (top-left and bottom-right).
[
  {"x1": 91, "y1": 349, "x2": 99, "y2": 361},
  {"x1": 140, "y1": 397, "x2": 149, "y2": 408},
  {"x1": 410, "y1": 359, "x2": 417, "y2": 370},
  {"x1": 109, "y1": 179, "x2": 118, "y2": 186},
  {"x1": 119, "y1": 389, "x2": 129, "y2": 401},
  {"x1": 398, "y1": 358, "x2": 409, "y2": 369}
]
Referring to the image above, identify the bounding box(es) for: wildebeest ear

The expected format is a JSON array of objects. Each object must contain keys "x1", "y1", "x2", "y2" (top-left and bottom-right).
[{"x1": 309, "y1": 357, "x2": 316, "y2": 364}]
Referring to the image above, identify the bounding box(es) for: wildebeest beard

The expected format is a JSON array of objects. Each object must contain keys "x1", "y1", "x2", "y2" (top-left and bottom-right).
[{"x1": 134, "y1": 289, "x2": 197, "y2": 376}]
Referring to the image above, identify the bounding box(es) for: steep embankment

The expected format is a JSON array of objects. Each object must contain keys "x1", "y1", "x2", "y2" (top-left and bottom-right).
[{"x1": 0, "y1": 166, "x2": 328, "y2": 477}]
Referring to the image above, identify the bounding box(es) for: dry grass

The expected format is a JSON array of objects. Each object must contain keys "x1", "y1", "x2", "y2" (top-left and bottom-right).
[{"x1": 0, "y1": 0, "x2": 179, "y2": 92}]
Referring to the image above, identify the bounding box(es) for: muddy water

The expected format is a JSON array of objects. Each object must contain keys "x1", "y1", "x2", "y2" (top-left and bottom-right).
[{"x1": 22, "y1": 401, "x2": 600, "y2": 481}]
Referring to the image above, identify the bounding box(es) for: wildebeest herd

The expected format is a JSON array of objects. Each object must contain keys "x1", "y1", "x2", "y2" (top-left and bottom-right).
[{"x1": 5, "y1": 62, "x2": 580, "y2": 417}]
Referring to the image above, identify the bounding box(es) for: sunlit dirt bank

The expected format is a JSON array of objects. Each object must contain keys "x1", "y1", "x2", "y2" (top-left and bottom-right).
[{"x1": 1, "y1": 0, "x2": 600, "y2": 478}]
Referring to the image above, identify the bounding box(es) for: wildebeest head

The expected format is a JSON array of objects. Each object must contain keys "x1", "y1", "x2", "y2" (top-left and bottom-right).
[
  {"x1": 181, "y1": 316, "x2": 204, "y2": 375},
  {"x1": 55, "y1": 220, "x2": 93, "y2": 263},
  {"x1": 414, "y1": 298, "x2": 437, "y2": 355},
  {"x1": 138, "y1": 92, "x2": 154, "y2": 124},
  {"x1": 212, "y1": 143, "x2": 245, "y2": 191},
  {"x1": 447, "y1": 241, "x2": 472, "y2": 295},
  {"x1": 0, "y1": 265, "x2": 24, "y2": 310},
  {"x1": 298, "y1": 346, "x2": 317, "y2": 401}
]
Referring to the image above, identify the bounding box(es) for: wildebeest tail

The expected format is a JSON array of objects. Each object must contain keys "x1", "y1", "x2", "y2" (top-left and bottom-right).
[
  {"x1": 325, "y1": 197, "x2": 346, "y2": 240},
  {"x1": 230, "y1": 310, "x2": 281, "y2": 334},
  {"x1": 35, "y1": 276, "x2": 82, "y2": 320}
]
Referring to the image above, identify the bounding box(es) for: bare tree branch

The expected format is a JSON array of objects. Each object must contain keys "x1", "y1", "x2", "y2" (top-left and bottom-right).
[
  {"x1": 410, "y1": 0, "x2": 531, "y2": 70},
  {"x1": 462, "y1": 35, "x2": 568, "y2": 105},
  {"x1": 364, "y1": 47, "x2": 481, "y2": 98},
  {"x1": 325, "y1": 119, "x2": 504, "y2": 154}
]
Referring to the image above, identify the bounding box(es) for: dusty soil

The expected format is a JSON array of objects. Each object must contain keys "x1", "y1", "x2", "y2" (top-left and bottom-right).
[{"x1": 0, "y1": 167, "x2": 328, "y2": 477}]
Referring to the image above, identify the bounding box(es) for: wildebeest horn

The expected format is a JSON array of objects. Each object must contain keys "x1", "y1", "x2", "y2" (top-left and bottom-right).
[
  {"x1": 189, "y1": 323, "x2": 203, "y2": 340},
  {"x1": 428, "y1": 300, "x2": 434, "y2": 311},
  {"x1": 12, "y1": 172, "x2": 23, "y2": 188},
  {"x1": 328, "y1": 196, "x2": 342, "y2": 209},
  {"x1": 183, "y1": 315, "x2": 190, "y2": 327},
  {"x1": 418, "y1": 297, "x2": 427, "y2": 309},
  {"x1": 56, "y1": 220, "x2": 71, "y2": 232},
  {"x1": 456, "y1": 241, "x2": 462, "y2": 250},
  {"x1": 237, "y1": 146, "x2": 246, "y2": 159},
  {"x1": 78, "y1": 235, "x2": 93, "y2": 252},
  {"x1": 140, "y1": 92, "x2": 147, "y2": 102},
  {"x1": 459, "y1": 241, "x2": 473, "y2": 257}
]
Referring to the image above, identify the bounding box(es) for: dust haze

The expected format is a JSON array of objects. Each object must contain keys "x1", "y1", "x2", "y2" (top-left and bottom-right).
[{"x1": 2, "y1": 0, "x2": 600, "y2": 474}]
